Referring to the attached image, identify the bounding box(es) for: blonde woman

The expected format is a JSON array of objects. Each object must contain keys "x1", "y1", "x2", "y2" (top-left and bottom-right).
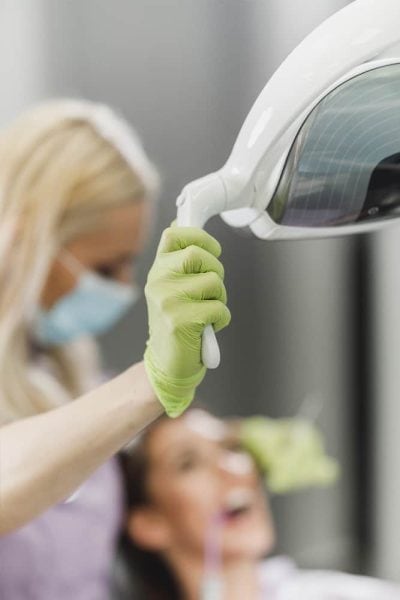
[{"x1": 0, "y1": 100, "x2": 230, "y2": 599}]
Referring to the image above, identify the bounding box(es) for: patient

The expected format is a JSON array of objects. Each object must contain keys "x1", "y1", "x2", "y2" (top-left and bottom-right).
[{"x1": 117, "y1": 408, "x2": 400, "y2": 599}]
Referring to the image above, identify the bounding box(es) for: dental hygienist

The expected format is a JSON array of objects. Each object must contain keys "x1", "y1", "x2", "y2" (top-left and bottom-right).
[{"x1": 0, "y1": 100, "x2": 230, "y2": 600}]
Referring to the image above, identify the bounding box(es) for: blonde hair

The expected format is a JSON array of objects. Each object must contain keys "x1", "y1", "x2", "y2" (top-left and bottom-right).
[{"x1": 0, "y1": 99, "x2": 159, "y2": 424}]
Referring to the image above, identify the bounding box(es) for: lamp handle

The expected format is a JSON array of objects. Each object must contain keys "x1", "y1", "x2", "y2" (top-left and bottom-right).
[{"x1": 176, "y1": 177, "x2": 226, "y2": 369}]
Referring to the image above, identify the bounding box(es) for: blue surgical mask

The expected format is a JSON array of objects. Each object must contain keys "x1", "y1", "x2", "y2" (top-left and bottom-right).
[{"x1": 34, "y1": 252, "x2": 139, "y2": 347}]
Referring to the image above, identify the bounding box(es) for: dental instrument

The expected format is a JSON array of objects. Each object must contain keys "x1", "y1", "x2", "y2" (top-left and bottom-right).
[{"x1": 201, "y1": 513, "x2": 226, "y2": 600}]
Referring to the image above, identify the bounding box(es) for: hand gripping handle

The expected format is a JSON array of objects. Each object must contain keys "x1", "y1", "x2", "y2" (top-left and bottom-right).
[
  {"x1": 176, "y1": 175, "x2": 227, "y2": 369},
  {"x1": 175, "y1": 217, "x2": 220, "y2": 369}
]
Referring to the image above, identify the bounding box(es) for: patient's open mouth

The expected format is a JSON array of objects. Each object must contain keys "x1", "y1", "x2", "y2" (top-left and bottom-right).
[{"x1": 222, "y1": 489, "x2": 254, "y2": 521}]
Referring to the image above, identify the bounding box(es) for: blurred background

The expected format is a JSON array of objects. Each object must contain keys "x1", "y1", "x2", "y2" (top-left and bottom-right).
[{"x1": 1, "y1": 0, "x2": 399, "y2": 583}]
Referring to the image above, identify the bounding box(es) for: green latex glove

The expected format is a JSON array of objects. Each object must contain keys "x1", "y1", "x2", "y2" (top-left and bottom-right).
[
  {"x1": 240, "y1": 416, "x2": 339, "y2": 493},
  {"x1": 144, "y1": 227, "x2": 231, "y2": 417}
]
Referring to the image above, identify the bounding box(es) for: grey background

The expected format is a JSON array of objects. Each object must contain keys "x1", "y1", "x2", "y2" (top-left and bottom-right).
[{"x1": 1, "y1": 0, "x2": 399, "y2": 582}]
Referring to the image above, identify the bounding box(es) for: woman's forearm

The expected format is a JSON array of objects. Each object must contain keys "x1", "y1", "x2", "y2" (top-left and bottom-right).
[{"x1": 0, "y1": 361, "x2": 163, "y2": 534}]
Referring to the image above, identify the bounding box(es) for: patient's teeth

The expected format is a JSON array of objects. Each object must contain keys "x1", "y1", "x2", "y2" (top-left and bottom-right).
[{"x1": 225, "y1": 488, "x2": 253, "y2": 512}]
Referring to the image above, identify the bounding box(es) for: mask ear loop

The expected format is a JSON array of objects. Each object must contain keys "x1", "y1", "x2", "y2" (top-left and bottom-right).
[
  {"x1": 58, "y1": 249, "x2": 86, "y2": 278},
  {"x1": 59, "y1": 249, "x2": 141, "y2": 304}
]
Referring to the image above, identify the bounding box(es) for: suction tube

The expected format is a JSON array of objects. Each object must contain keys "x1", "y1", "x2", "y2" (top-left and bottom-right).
[{"x1": 201, "y1": 512, "x2": 226, "y2": 600}]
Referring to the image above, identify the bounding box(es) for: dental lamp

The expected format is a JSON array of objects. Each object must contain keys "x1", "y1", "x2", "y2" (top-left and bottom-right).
[{"x1": 176, "y1": 0, "x2": 400, "y2": 369}]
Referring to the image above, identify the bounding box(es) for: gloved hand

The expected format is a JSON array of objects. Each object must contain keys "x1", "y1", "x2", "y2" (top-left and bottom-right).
[
  {"x1": 144, "y1": 227, "x2": 231, "y2": 417},
  {"x1": 240, "y1": 416, "x2": 339, "y2": 493}
]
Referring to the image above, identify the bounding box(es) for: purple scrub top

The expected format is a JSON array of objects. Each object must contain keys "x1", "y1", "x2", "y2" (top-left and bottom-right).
[{"x1": 0, "y1": 458, "x2": 124, "y2": 600}]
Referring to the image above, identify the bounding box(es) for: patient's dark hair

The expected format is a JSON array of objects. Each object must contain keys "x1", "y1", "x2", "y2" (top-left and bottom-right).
[{"x1": 116, "y1": 414, "x2": 183, "y2": 600}]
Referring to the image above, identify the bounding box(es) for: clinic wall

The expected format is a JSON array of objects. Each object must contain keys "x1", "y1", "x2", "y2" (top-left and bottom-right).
[
  {"x1": 2, "y1": 0, "x2": 371, "y2": 576},
  {"x1": 0, "y1": 1, "x2": 48, "y2": 125},
  {"x1": 370, "y1": 229, "x2": 400, "y2": 581}
]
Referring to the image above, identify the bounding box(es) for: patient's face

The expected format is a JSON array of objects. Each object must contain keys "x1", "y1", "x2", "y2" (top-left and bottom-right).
[{"x1": 134, "y1": 410, "x2": 275, "y2": 562}]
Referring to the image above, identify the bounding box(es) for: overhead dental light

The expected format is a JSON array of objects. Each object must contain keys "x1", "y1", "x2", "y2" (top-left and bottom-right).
[{"x1": 176, "y1": 0, "x2": 400, "y2": 369}]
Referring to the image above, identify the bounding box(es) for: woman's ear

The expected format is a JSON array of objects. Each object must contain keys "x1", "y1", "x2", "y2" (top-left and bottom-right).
[{"x1": 127, "y1": 508, "x2": 172, "y2": 551}]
